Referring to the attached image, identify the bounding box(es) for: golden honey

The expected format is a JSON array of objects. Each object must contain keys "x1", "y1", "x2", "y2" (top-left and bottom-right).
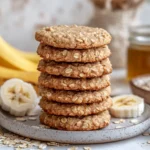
[{"x1": 127, "y1": 26, "x2": 150, "y2": 80}]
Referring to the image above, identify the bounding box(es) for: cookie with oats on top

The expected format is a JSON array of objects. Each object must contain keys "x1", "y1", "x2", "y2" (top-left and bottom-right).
[
  {"x1": 35, "y1": 25, "x2": 111, "y2": 49},
  {"x1": 40, "y1": 110, "x2": 110, "y2": 131},
  {"x1": 38, "y1": 58, "x2": 112, "y2": 78},
  {"x1": 38, "y1": 73, "x2": 110, "y2": 91}
]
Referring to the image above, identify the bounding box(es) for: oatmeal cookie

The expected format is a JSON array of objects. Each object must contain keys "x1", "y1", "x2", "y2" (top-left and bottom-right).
[
  {"x1": 38, "y1": 73, "x2": 110, "y2": 91},
  {"x1": 35, "y1": 25, "x2": 111, "y2": 49},
  {"x1": 39, "y1": 86, "x2": 111, "y2": 104},
  {"x1": 39, "y1": 97, "x2": 112, "y2": 117},
  {"x1": 37, "y1": 44, "x2": 111, "y2": 63},
  {"x1": 38, "y1": 58, "x2": 112, "y2": 78},
  {"x1": 40, "y1": 110, "x2": 110, "y2": 131}
]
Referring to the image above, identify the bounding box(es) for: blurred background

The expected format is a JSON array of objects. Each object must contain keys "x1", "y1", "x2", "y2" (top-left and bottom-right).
[{"x1": 0, "y1": 0, "x2": 150, "y2": 95}]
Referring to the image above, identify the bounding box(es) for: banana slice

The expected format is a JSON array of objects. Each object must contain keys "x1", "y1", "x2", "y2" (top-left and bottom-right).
[
  {"x1": 0, "y1": 78, "x2": 38, "y2": 116},
  {"x1": 110, "y1": 95, "x2": 144, "y2": 118}
]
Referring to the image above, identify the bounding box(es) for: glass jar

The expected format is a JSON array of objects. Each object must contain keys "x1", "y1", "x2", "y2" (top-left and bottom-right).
[{"x1": 127, "y1": 25, "x2": 150, "y2": 80}]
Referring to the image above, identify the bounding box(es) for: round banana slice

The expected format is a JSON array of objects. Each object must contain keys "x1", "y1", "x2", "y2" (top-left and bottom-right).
[
  {"x1": 110, "y1": 94, "x2": 144, "y2": 118},
  {"x1": 0, "y1": 78, "x2": 38, "y2": 116}
]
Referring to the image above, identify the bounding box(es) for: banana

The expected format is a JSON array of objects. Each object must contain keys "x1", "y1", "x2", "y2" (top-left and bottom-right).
[
  {"x1": 0, "y1": 56, "x2": 18, "y2": 69},
  {"x1": 0, "y1": 36, "x2": 40, "y2": 63},
  {"x1": 110, "y1": 95, "x2": 144, "y2": 118},
  {"x1": 0, "y1": 66, "x2": 39, "y2": 84},
  {"x1": 0, "y1": 78, "x2": 38, "y2": 116},
  {"x1": 0, "y1": 37, "x2": 37, "y2": 72}
]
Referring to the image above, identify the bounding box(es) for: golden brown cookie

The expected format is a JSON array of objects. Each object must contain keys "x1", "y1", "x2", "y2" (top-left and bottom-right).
[
  {"x1": 39, "y1": 97, "x2": 112, "y2": 117},
  {"x1": 38, "y1": 58, "x2": 112, "y2": 78},
  {"x1": 39, "y1": 86, "x2": 111, "y2": 104},
  {"x1": 37, "y1": 44, "x2": 111, "y2": 63},
  {"x1": 35, "y1": 25, "x2": 111, "y2": 49},
  {"x1": 38, "y1": 73, "x2": 110, "y2": 91},
  {"x1": 40, "y1": 110, "x2": 110, "y2": 131}
]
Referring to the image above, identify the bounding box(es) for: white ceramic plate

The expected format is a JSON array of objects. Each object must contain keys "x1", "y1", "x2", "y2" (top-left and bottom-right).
[{"x1": 0, "y1": 104, "x2": 149, "y2": 144}]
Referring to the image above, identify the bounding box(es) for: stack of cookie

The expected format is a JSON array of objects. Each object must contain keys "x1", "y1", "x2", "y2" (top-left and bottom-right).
[{"x1": 35, "y1": 25, "x2": 112, "y2": 131}]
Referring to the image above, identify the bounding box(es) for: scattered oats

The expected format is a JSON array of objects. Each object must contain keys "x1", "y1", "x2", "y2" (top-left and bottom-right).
[
  {"x1": 0, "y1": 136, "x2": 6, "y2": 139},
  {"x1": 31, "y1": 141, "x2": 41, "y2": 146},
  {"x1": 49, "y1": 148, "x2": 55, "y2": 150},
  {"x1": 0, "y1": 126, "x2": 69, "y2": 149},
  {"x1": 4, "y1": 133, "x2": 12, "y2": 137},
  {"x1": 130, "y1": 119, "x2": 138, "y2": 124},
  {"x1": 3, "y1": 140, "x2": 10, "y2": 145},
  {"x1": 32, "y1": 126, "x2": 39, "y2": 129},
  {"x1": 143, "y1": 133, "x2": 150, "y2": 136},
  {"x1": 83, "y1": 147, "x2": 92, "y2": 150},
  {"x1": 39, "y1": 143, "x2": 47, "y2": 149},
  {"x1": 115, "y1": 126, "x2": 123, "y2": 129},
  {"x1": 16, "y1": 117, "x2": 26, "y2": 122},
  {"x1": 47, "y1": 141, "x2": 59, "y2": 146},
  {"x1": 25, "y1": 138, "x2": 30, "y2": 142},
  {"x1": 59, "y1": 143, "x2": 69, "y2": 146},
  {"x1": 0, "y1": 139, "x2": 4, "y2": 142},
  {"x1": 147, "y1": 140, "x2": 150, "y2": 144},
  {"x1": 14, "y1": 139, "x2": 21, "y2": 143},
  {"x1": 28, "y1": 117, "x2": 37, "y2": 121},
  {"x1": 120, "y1": 119, "x2": 125, "y2": 123},
  {"x1": 18, "y1": 143, "x2": 27, "y2": 148},
  {"x1": 113, "y1": 120, "x2": 120, "y2": 124},
  {"x1": 68, "y1": 146, "x2": 78, "y2": 150},
  {"x1": 15, "y1": 148, "x2": 22, "y2": 150}
]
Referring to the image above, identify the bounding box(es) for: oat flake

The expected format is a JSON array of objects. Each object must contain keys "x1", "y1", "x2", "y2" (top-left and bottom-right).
[
  {"x1": 16, "y1": 117, "x2": 26, "y2": 122},
  {"x1": 68, "y1": 146, "x2": 78, "y2": 150},
  {"x1": 84, "y1": 147, "x2": 92, "y2": 150},
  {"x1": 130, "y1": 119, "x2": 138, "y2": 124},
  {"x1": 115, "y1": 126, "x2": 123, "y2": 129}
]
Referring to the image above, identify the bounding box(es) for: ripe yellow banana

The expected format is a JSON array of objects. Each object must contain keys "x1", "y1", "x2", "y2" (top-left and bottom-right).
[
  {"x1": 0, "y1": 41, "x2": 37, "y2": 71},
  {"x1": 0, "y1": 36, "x2": 40, "y2": 63},
  {"x1": 0, "y1": 66, "x2": 39, "y2": 84},
  {"x1": 0, "y1": 56, "x2": 18, "y2": 69}
]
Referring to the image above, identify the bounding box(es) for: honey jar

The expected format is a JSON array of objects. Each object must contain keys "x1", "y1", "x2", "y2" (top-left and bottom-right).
[{"x1": 127, "y1": 26, "x2": 150, "y2": 80}]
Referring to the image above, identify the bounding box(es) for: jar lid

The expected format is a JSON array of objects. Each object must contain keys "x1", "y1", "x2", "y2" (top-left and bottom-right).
[{"x1": 129, "y1": 25, "x2": 150, "y2": 46}]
